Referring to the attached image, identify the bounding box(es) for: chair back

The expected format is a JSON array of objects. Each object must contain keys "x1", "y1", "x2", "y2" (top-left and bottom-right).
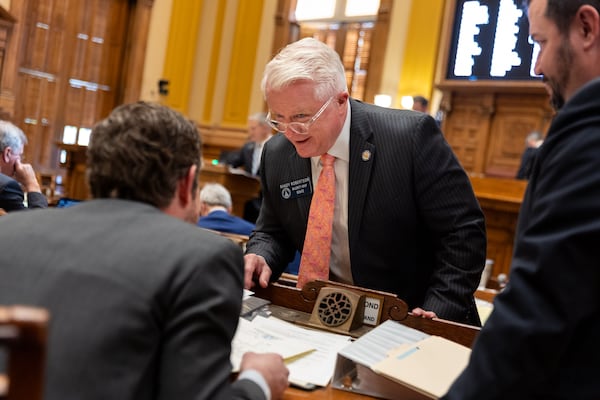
[{"x1": 0, "y1": 306, "x2": 49, "y2": 400}]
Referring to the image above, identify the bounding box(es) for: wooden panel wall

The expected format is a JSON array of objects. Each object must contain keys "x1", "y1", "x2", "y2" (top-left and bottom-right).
[
  {"x1": 439, "y1": 88, "x2": 553, "y2": 178},
  {"x1": 0, "y1": 7, "x2": 16, "y2": 118},
  {"x1": 5, "y1": 0, "x2": 154, "y2": 198}
]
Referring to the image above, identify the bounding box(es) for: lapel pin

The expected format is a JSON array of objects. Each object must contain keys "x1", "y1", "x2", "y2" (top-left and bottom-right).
[{"x1": 361, "y1": 150, "x2": 371, "y2": 161}]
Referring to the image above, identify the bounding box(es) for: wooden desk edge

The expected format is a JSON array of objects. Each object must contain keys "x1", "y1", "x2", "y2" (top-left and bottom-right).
[{"x1": 254, "y1": 280, "x2": 480, "y2": 348}]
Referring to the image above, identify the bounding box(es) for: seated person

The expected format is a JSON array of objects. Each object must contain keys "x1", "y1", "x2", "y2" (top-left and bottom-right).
[
  {"x1": 411, "y1": 95, "x2": 429, "y2": 113},
  {"x1": 516, "y1": 131, "x2": 544, "y2": 180},
  {"x1": 0, "y1": 102, "x2": 288, "y2": 400},
  {"x1": 198, "y1": 183, "x2": 255, "y2": 236},
  {"x1": 222, "y1": 113, "x2": 273, "y2": 223},
  {"x1": 221, "y1": 112, "x2": 273, "y2": 176},
  {"x1": 0, "y1": 120, "x2": 48, "y2": 211}
]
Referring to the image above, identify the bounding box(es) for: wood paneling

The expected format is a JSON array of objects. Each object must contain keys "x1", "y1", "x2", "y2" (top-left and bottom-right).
[
  {"x1": 439, "y1": 88, "x2": 553, "y2": 178},
  {"x1": 200, "y1": 163, "x2": 260, "y2": 218},
  {"x1": 7, "y1": 0, "x2": 153, "y2": 194},
  {"x1": 470, "y1": 176, "x2": 527, "y2": 278},
  {"x1": 0, "y1": 6, "x2": 16, "y2": 117}
]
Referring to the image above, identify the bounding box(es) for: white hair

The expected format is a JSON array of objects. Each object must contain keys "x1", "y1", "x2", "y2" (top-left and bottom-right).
[
  {"x1": 261, "y1": 38, "x2": 348, "y2": 101},
  {"x1": 200, "y1": 183, "x2": 232, "y2": 209},
  {"x1": 0, "y1": 121, "x2": 27, "y2": 152},
  {"x1": 248, "y1": 112, "x2": 270, "y2": 128}
]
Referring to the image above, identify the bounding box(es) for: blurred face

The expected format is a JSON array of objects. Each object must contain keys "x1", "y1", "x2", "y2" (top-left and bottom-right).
[
  {"x1": 266, "y1": 81, "x2": 348, "y2": 158},
  {"x1": 412, "y1": 101, "x2": 427, "y2": 113},
  {"x1": 529, "y1": 0, "x2": 574, "y2": 110},
  {"x1": 1, "y1": 145, "x2": 23, "y2": 175},
  {"x1": 247, "y1": 120, "x2": 271, "y2": 143}
]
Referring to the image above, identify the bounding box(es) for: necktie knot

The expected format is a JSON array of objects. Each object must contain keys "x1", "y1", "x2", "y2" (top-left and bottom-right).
[{"x1": 321, "y1": 153, "x2": 335, "y2": 167}]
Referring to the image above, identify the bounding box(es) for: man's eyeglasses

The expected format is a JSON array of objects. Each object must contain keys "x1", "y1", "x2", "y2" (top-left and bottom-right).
[{"x1": 266, "y1": 96, "x2": 334, "y2": 135}]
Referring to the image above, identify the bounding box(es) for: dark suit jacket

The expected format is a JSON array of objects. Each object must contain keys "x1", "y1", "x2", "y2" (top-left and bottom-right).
[
  {"x1": 0, "y1": 199, "x2": 265, "y2": 400},
  {"x1": 223, "y1": 142, "x2": 257, "y2": 175},
  {"x1": 516, "y1": 146, "x2": 539, "y2": 180},
  {"x1": 198, "y1": 209, "x2": 255, "y2": 236},
  {"x1": 246, "y1": 99, "x2": 486, "y2": 325},
  {"x1": 443, "y1": 78, "x2": 600, "y2": 400},
  {"x1": 0, "y1": 173, "x2": 48, "y2": 211}
]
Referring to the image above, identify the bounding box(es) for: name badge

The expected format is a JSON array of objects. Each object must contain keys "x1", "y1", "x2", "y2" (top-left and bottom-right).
[{"x1": 280, "y1": 177, "x2": 313, "y2": 199}]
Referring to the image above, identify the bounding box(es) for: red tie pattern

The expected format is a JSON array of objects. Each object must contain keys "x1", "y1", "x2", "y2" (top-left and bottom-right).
[{"x1": 297, "y1": 154, "x2": 336, "y2": 288}]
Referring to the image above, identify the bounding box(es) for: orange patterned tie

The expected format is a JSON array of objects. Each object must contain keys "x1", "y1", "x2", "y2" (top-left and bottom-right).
[{"x1": 297, "y1": 154, "x2": 336, "y2": 288}]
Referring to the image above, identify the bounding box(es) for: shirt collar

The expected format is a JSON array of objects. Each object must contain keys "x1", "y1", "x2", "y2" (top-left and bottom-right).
[{"x1": 312, "y1": 100, "x2": 351, "y2": 164}]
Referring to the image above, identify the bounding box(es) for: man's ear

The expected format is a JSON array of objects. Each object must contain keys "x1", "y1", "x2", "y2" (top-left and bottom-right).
[
  {"x1": 2, "y1": 147, "x2": 11, "y2": 163},
  {"x1": 177, "y1": 164, "x2": 198, "y2": 206},
  {"x1": 576, "y1": 5, "x2": 600, "y2": 50}
]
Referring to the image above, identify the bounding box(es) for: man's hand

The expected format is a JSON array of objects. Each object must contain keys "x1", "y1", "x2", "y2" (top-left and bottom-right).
[
  {"x1": 240, "y1": 352, "x2": 289, "y2": 399},
  {"x1": 411, "y1": 307, "x2": 438, "y2": 319},
  {"x1": 13, "y1": 160, "x2": 42, "y2": 193},
  {"x1": 244, "y1": 254, "x2": 273, "y2": 289}
]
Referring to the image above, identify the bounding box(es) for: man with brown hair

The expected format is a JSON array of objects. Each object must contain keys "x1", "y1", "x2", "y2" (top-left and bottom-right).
[{"x1": 0, "y1": 102, "x2": 288, "y2": 400}]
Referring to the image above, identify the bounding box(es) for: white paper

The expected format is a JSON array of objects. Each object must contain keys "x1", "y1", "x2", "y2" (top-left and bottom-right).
[
  {"x1": 231, "y1": 317, "x2": 315, "y2": 372},
  {"x1": 338, "y1": 319, "x2": 429, "y2": 367},
  {"x1": 234, "y1": 316, "x2": 352, "y2": 387}
]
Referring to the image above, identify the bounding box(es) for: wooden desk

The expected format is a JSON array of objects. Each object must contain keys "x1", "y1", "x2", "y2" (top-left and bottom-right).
[
  {"x1": 200, "y1": 164, "x2": 260, "y2": 217},
  {"x1": 57, "y1": 143, "x2": 89, "y2": 200},
  {"x1": 254, "y1": 279, "x2": 481, "y2": 399},
  {"x1": 283, "y1": 386, "x2": 374, "y2": 399},
  {"x1": 470, "y1": 176, "x2": 527, "y2": 278},
  {"x1": 54, "y1": 146, "x2": 262, "y2": 216}
]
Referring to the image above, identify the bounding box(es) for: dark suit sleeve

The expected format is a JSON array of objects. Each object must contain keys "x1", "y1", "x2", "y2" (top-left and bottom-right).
[
  {"x1": 0, "y1": 179, "x2": 27, "y2": 211},
  {"x1": 225, "y1": 143, "x2": 254, "y2": 175},
  {"x1": 516, "y1": 147, "x2": 537, "y2": 180},
  {"x1": 412, "y1": 116, "x2": 486, "y2": 323},
  {"x1": 0, "y1": 179, "x2": 48, "y2": 211},
  {"x1": 225, "y1": 149, "x2": 245, "y2": 169},
  {"x1": 156, "y1": 237, "x2": 265, "y2": 400},
  {"x1": 25, "y1": 191, "x2": 48, "y2": 209},
  {"x1": 245, "y1": 139, "x2": 300, "y2": 275},
  {"x1": 443, "y1": 128, "x2": 600, "y2": 399}
]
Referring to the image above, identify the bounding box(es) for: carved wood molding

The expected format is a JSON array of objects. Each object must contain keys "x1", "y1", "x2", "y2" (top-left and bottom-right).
[{"x1": 199, "y1": 123, "x2": 247, "y2": 149}]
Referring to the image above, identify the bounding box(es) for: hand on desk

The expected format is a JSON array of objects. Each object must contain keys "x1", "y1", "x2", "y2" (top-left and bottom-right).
[
  {"x1": 240, "y1": 352, "x2": 289, "y2": 399},
  {"x1": 244, "y1": 254, "x2": 273, "y2": 289},
  {"x1": 411, "y1": 307, "x2": 438, "y2": 319}
]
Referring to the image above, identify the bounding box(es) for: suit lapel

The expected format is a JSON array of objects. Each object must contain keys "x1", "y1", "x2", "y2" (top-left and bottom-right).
[
  {"x1": 287, "y1": 148, "x2": 312, "y2": 224},
  {"x1": 348, "y1": 99, "x2": 375, "y2": 251}
]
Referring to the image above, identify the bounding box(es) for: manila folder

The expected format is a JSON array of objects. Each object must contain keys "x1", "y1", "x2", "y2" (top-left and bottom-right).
[{"x1": 371, "y1": 335, "x2": 470, "y2": 399}]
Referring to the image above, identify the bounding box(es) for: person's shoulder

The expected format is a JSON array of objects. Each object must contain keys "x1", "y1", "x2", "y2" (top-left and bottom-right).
[
  {"x1": 0, "y1": 172, "x2": 11, "y2": 185},
  {"x1": 351, "y1": 98, "x2": 426, "y2": 129},
  {"x1": 263, "y1": 133, "x2": 293, "y2": 152},
  {"x1": 0, "y1": 174, "x2": 20, "y2": 189},
  {"x1": 234, "y1": 216, "x2": 255, "y2": 230}
]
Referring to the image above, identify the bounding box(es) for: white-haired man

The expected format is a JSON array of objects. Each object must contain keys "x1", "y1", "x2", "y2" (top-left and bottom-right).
[{"x1": 0, "y1": 120, "x2": 47, "y2": 211}]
